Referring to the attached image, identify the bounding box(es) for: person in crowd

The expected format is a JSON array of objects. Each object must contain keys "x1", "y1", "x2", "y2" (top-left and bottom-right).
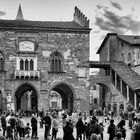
[
  {"x1": 1, "y1": 111, "x2": 6, "y2": 136},
  {"x1": 0, "y1": 135, "x2": 6, "y2": 140},
  {"x1": 42, "y1": 112, "x2": 51, "y2": 139},
  {"x1": 86, "y1": 116, "x2": 101, "y2": 140},
  {"x1": 130, "y1": 128, "x2": 135, "y2": 140},
  {"x1": 131, "y1": 110, "x2": 136, "y2": 125},
  {"x1": 113, "y1": 131, "x2": 124, "y2": 140},
  {"x1": 8, "y1": 112, "x2": 17, "y2": 139},
  {"x1": 63, "y1": 120, "x2": 75, "y2": 140},
  {"x1": 51, "y1": 115, "x2": 59, "y2": 140},
  {"x1": 15, "y1": 114, "x2": 22, "y2": 138},
  {"x1": 5, "y1": 112, "x2": 12, "y2": 139},
  {"x1": 99, "y1": 122, "x2": 104, "y2": 140},
  {"x1": 24, "y1": 123, "x2": 31, "y2": 138},
  {"x1": 117, "y1": 119, "x2": 126, "y2": 139},
  {"x1": 107, "y1": 119, "x2": 117, "y2": 140},
  {"x1": 133, "y1": 117, "x2": 140, "y2": 140},
  {"x1": 31, "y1": 114, "x2": 38, "y2": 139},
  {"x1": 19, "y1": 116, "x2": 26, "y2": 138},
  {"x1": 90, "y1": 133, "x2": 102, "y2": 140},
  {"x1": 62, "y1": 113, "x2": 67, "y2": 128},
  {"x1": 76, "y1": 116, "x2": 86, "y2": 140}
]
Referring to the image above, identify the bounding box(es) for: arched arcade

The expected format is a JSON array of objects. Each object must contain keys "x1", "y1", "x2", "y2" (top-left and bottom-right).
[
  {"x1": 14, "y1": 83, "x2": 38, "y2": 113},
  {"x1": 50, "y1": 82, "x2": 74, "y2": 113}
]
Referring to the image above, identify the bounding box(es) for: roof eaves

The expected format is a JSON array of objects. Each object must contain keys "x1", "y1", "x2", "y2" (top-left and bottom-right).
[
  {"x1": 96, "y1": 33, "x2": 117, "y2": 54},
  {"x1": 117, "y1": 35, "x2": 132, "y2": 45}
]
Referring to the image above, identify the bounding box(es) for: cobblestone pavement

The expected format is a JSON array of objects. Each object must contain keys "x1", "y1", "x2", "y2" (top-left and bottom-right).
[{"x1": 0, "y1": 116, "x2": 132, "y2": 140}]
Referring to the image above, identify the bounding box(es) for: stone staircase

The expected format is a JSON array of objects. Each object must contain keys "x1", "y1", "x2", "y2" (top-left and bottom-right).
[{"x1": 111, "y1": 61, "x2": 140, "y2": 91}]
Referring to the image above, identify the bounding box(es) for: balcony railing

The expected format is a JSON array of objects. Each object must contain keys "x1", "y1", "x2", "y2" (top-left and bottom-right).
[{"x1": 14, "y1": 70, "x2": 40, "y2": 79}]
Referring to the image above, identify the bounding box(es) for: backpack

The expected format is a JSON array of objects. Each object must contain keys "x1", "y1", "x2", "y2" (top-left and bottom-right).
[{"x1": 88, "y1": 122, "x2": 100, "y2": 135}]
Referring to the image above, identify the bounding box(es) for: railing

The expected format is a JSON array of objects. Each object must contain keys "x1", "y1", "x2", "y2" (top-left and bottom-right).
[
  {"x1": 14, "y1": 70, "x2": 40, "y2": 79},
  {"x1": 90, "y1": 75, "x2": 110, "y2": 84}
]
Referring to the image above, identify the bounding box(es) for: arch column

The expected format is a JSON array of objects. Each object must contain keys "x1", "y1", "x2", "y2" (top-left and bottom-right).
[
  {"x1": 127, "y1": 86, "x2": 129, "y2": 101},
  {"x1": 134, "y1": 92, "x2": 137, "y2": 110}
]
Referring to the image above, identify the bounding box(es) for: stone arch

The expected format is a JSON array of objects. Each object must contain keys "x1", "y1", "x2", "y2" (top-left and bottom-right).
[
  {"x1": 49, "y1": 81, "x2": 75, "y2": 113},
  {"x1": 14, "y1": 82, "x2": 39, "y2": 112}
]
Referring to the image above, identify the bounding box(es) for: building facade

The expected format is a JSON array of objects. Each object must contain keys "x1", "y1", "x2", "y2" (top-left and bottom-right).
[
  {"x1": 89, "y1": 33, "x2": 140, "y2": 115},
  {"x1": 0, "y1": 6, "x2": 91, "y2": 114}
]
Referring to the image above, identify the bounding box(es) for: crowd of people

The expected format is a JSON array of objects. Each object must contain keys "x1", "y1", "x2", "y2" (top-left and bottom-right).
[{"x1": 0, "y1": 109, "x2": 140, "y2": 140}]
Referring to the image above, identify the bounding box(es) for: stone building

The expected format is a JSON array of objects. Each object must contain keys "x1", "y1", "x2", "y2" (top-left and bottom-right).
[
  {"x1": 0, "y1": 5, "x2": 91, "y2": 114},
  {"x1": 89, "y1": 33, "x2": 140, "y2": 115}
]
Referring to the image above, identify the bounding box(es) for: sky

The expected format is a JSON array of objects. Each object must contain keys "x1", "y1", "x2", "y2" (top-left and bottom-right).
[{"x1": 0, "y1": 0, "x2": 140, "y2": 61}]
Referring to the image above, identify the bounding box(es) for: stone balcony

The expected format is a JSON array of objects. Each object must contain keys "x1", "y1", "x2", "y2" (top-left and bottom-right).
[{"x1": 14, "y1": 70, "x2": 40, "y2": 79}]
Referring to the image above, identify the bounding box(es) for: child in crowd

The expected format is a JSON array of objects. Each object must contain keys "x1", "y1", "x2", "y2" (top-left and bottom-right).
[{"x1": 24, "y1": 123, "x2": 31, "y2": 137}]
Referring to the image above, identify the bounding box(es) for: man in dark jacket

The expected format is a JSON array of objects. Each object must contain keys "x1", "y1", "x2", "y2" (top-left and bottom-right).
[
  {"x1": 42, "y1": 112, "x2": 51, "y2": 139},
  {"x1": 31, "y1": 114, "x2": 38, "y2": 139},
  {"x1": 1, "y1": 112, "x2": 6, "y2": 136},
  {"x1": 63, "y1": 120, "x2": 75, "y2": 140},
  {"x1": 76, "y1": 116, "x2": 86, "y2": 140},
  {"x1": 107, "y1": 119, "x2": 117, "y2": 140},
  {"x1": 86, "y1": 116, "x2": 101, "y2": 139}
]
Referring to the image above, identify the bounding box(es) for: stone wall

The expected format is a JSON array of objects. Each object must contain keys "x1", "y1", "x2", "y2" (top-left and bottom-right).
[{"x1": 0, "y1": 31, "x2": 90, "y2": 113}]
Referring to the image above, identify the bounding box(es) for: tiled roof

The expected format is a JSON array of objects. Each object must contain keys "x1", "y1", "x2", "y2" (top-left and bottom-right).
[
  {"x1": 111, "y1": 61, "x2": 140, "y2": 91},
  {"x1": 0, "y1": 19, "x2": 90, "y2": 32},
  {"x1": 118, "y1": 35, "x2": 140, "y2": 45},
  {"x1": 97, "y1": 33, "x2": 140, "y2": 54}
]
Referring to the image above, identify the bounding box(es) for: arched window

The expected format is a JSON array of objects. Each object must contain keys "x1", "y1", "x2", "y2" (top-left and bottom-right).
[
  {"x1": 121, "y1": 53, "x2": 124, "y2": 61},
  {"x1": 50, "y1": 51, "x2": 63, "y2": 73},
  {"x1": 25, "y1": 59, "x2": 29, "y2": 71},
  {"x1": 108, "y1": 104, "x2": 111, "y2": 112},
  {"x1": 30, "y1": 59, "x2": 34, "y2": 71},
  {"x1": 127, "y1": 53, "x2": 131, "y2": 61},
  {"x1": 0, "y1": 53, "x2": 4, "y2": 70},
  {"x1": 137, "y1": 51, "x2": 140, "y2": 59},
  {"x1": 20, "y1": 59, "x2": 24, "y2": 70},
  {"x1": 119, "y1": 104, "x2": 124, "y2": 113},
  {"x1": 113, "y1": 104, "x2": 117, "y2": 114}
]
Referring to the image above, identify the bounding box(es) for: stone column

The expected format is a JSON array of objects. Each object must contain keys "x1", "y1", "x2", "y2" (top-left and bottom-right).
[
  {"x1": 115, "y1": 73, "x2": 117, "y2": 87},
  {"x1": 134, "y1": 93, "x2": 137, "y2": 110},
  {"x1": 127, "y1": 86, "x2": 129, "y2": 101},
  {"x1": 27, "y1": 91, "x2": 32, "y2": 110},
  {"x1": 120, "y1": 79, "x2": 123, "y2": 94}
]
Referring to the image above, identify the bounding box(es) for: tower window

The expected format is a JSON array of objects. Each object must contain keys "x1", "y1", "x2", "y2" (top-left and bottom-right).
[
  {"x1": 50, "y1": 51, "x2": 63, "y2": 73},
  {"x1": 20, "y1": 59, "x2": 24, "y2": 70},
  {"x1": 30, "y1": 59, "x2": 34, "y2": 71},
  {"x1": 25, "y1": 59, "x2": 29, "y2": 71},
  {"x1": 19, "y1": 58, "x2": 35, "y2": 71},
  {"x1": 127, "y1": 53, "x2": 131, "y2": 61},
  {"x1": 0, "y1": 53, "x2": 4, "y2": 71}
]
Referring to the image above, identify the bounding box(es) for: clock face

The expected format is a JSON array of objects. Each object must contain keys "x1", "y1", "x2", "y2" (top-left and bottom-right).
[{"x1": 19, "y1": 41, "x2": 34, "y2": 52}]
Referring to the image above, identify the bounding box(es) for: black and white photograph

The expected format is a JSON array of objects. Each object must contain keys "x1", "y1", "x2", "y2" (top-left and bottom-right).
[{"x1": 0, "y1": 0, "x2": 140, "y2": 140}]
